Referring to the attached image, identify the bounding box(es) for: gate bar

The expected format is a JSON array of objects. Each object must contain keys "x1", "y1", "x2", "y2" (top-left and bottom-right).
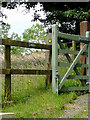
[
  {"x1": 58, "y1": 32, "x2": 90, "y2": 43},
  {"x1": 52, "y1": 24, "x2": 58, "y2": 94},
  {"x1": 86, "y1": 31, "x2": 90, "y2": 92},
  {"x1": 59, "y1": 44, "x2": 87, "y2": 90}
]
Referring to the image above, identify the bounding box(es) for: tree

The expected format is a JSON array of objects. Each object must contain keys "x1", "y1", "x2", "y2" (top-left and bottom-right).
[
  {"x1": 0, "y1": 23, "x2": 10, "y2": 39},
  {"x1": 1, "y1": 2, "x2": 90, "y2": 50},
  {"x1": 22, "y1": 23, "x2": 47, "y2": 54},
  {"x1": 23, "y1": 23, "x2": 46, "y2": 44},
  {"x1": 36, "y1": 2, "x2": 90, "y2": 35},
  {"x1": 0, "y1": 23, "x2": 11, "y2": 53},
  {"x1": 10, "y1": 32, "x2": 24, "y2": 55},
  {"x1": 0, "y1": 23, "x2": 24, "y2": 55},
  {"x1": 1, "y1": 2, "x2": 90, "y2": 35}
]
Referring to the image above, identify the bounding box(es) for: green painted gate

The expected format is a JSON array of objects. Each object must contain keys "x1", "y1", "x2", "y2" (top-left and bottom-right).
[{"x1": 52, "y1": 24, "x2": 90, "y2": 95}]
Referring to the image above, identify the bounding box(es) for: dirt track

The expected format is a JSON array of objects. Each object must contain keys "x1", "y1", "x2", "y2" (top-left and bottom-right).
[{"x1": 59, "y1": 94, "x2": 88, "y2": 118}]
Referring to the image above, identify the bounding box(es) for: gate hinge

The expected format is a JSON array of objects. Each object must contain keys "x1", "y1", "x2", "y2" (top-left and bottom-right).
[
  {"x1": 86, "y1": 82, "x2": 90, "y2": 85},
  {"x1": 55, "y1": 70, "x2": 58, "y2": 95}
]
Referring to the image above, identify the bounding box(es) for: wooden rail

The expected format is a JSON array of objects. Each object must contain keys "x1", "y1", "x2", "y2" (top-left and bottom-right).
[
  {"x1": 0, "y1": 38, "x2": 52, "y2": 102},
  {"x1": 0, "y1": 38, "x2": 52, "y2": 50},
  {"x1": 1, "y1": 69, "x2": 52, "y2": 75}
]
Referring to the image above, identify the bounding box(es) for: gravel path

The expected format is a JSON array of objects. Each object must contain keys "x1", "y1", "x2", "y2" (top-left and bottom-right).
[{"x1": 59, "y1": 94, "x2": 88, "y2": 118}]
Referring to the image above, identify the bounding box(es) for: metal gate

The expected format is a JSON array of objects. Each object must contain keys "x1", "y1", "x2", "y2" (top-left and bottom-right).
[{"x1": 52, "y1": 24, "x2": 90, "y2": 95}]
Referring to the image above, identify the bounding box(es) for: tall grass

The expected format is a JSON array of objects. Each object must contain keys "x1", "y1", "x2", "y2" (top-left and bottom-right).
[{"x1": 1, "y1": 52, "x2": 85, "y2": 118}]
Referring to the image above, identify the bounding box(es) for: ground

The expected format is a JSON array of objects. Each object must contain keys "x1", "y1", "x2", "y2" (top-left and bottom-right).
[
  {"x1": 59, "y1": 93, "x2": 88, "y2": 118},
  {"x1": 1, "y1": 53, "x2": 89, "y2": 118}
]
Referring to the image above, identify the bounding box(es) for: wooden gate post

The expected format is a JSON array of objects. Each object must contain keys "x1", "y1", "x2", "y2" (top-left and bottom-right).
[
  {"x1": 5, "y1": 45, "x2": 11, "y2": 102},
  {"x1": 52, "y1": 24, "x2": 58, "y2": 93},
  {"x1": 45, "y1": 33, "x2": 52, "y2": 88},
  {"x1": 80, "y1": 21, "x2": 90, "y2": 85}
]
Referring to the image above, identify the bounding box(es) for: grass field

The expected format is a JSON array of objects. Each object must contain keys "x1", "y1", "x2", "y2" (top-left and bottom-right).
[{"x1": 1, "y1": 52, "x2": 87, "y2": 118}]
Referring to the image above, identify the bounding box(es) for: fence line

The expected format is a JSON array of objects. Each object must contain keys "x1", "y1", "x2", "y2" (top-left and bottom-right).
[
  {"x1": 0, "y1": 39, "x2": 52, "y2": 102},
  {"x1": 1, "y1": 38, "x2": 52, "y2": 50}
]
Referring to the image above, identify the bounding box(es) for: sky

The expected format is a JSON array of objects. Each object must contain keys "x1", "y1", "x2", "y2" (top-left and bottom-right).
[{"x1": 1, "y1": 2, "x2": 46, "y2": 37}]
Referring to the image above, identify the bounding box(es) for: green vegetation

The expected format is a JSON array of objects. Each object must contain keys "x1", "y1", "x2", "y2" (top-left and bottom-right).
[
  {"x1": 74, "y1": 108, "x2": 88, "y2": 118},
  {"x1": 2, "y1": 2, "x2": 90, "y2": 35},
  {"x1": 2, "y1": 74, "x2": 78, "y2": 118},
  {"x1": 1, "y1": 23, "x2": 47, "y2": 55},
  {"x1": 1, "y1": 53, "x2": 86, "y2": 118},
  {"x1": 23, "y1": 23, "x2": 46, "y2": 44}
]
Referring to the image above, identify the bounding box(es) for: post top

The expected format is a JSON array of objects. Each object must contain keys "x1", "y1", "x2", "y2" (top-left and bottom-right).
[
  {"x1": 81, "y1": 21, "x2": 88, "y2": 23},
  {"x1": 86, "y1": 31, "x2": 90, "y2": 38}
]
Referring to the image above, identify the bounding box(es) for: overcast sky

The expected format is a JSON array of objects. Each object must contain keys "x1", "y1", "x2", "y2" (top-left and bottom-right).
[{"x1": 1, "y1": 2, "x2": 46, "y2": 37}]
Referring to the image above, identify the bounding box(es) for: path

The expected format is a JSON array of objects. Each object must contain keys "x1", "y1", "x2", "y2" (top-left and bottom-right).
[{"x1": 59, "y1": 94, "x2": 88, "y2": 118}]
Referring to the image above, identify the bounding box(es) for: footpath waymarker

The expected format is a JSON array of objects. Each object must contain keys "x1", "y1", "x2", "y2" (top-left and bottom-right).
[{"x1": 48, "y1": 39, "x2": 52, "y2": 44}]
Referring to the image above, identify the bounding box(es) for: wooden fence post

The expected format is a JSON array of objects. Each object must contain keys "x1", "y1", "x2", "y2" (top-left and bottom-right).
[
  {"x1": 45, "y1": 33, "x2": 52, "y2": 88},
  {"x1": 80, "y1": 21, "x2": 90, "y2": 85},
  {"x1": 5, "y1": 45, "x2": 11, "y2": 102},
  {"x1": 52, "y1": 24, "x2": 58, "y2": 93}
]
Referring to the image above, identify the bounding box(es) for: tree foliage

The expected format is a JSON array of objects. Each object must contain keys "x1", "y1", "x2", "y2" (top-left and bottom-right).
[
  {"x1": 23, "y1": 23, "x2": 46, "y2": 44},
  {"x1": 0, "y1": 23, "x2": 24, "y2": 55},
  {"x1": 10, "y1": 33, "x2": 24, "y2": 55},
  {"x1": 2, "y1": 2, "x2": 90, "y2": 35},
  {"x1": 39, "y1": 2, "x2": 90, "y2": 34},
  {"x1": 0, "y1": 22, "x2": 47, "y2": 55},
  {"x1": 0, "y1": 23, "x2": 10, "y2": 38},
  {"x1": 0, "y1": 23, "x2": 10, "y2": 53}
]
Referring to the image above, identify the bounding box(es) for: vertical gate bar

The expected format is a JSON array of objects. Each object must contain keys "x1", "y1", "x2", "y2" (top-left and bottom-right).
[
  {"x1": 52, "y1": 24, "x2": 58, "y2": 93},
  {"x1": 0, "y1": 38, "x2": 2, "y2": 113},
  {"x1": 80, "y1": 21, "x2": 90, "y2": 85},
  {"x1": 89, "y1": 43, "x2": 90, "y2": 93},
  {"x1": 86, "y1": 31, "x2": 90, "y2": 92},
  {"x1": 5, "y1": 45, "x2": 11, "y2": 102}
]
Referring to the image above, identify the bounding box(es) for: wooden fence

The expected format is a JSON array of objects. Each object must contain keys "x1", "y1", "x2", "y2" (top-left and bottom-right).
[
  {"x1": 52, "y1": 22, "x2": 90, "y2": 95},
  {"x1": 0, "y1": 21, "x2": 90, "y2": 102},
  {"x1": 0, "y1": 39, "x2": 52, "y2": 102}
]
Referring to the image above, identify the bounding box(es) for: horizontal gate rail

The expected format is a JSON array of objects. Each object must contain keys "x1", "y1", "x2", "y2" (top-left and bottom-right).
[
  {"x1": 58, "y1": 32, "x2": 90, "y2": 43},
  {"x1": 59, "y1": 44, "x2": 87, "y2": 90},
  {"x1": 58, "y1": 62, "x2": 88, "y2": 68},
  {"x1": 58, "y1": 49, "x2": 88, "y2": 55},
  {"x1": 0, "y1": 39, "x2": 52, "y2": 50},
  {"x1": 58, "y1": 39, "x2": 80, "y2": 75},
  {"x1": 60, "y1": 86, "x2": 89, "y2": 92},
  {"x1": 58, "y1": 75, "x2": 89, "y2": 80},
  {"x1": 0, "y1": 69, "x2": 52, "y2": 75}
]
